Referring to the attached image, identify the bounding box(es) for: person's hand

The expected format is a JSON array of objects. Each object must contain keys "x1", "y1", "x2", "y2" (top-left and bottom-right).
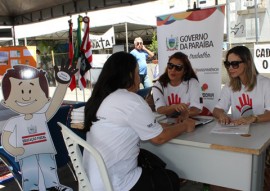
[
  {"x1": 181, "y1": 118, "x2": 195, "y2": 133},
  {"x1": 142, "y1": 45, "x2": 145, "y2": 50},
  {"x1": 218, "y1": 114, "x2": 231, "y2": 125},
  {"x1": 231, "y1": 115, "x2": 256, "y2": 125},
  {"x1": 174, "y1": 103, "x2": 190, "y2": 113},
  {"x1": 177, "y1": 109, "x2": 189, "y2": 122},
  {"x1": 54, "y1": 59, "x2": 78, "y2": 84}
]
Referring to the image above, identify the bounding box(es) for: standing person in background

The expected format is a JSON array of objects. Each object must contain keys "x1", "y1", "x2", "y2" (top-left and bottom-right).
[
  {"x1": 83, "y1": 51, "x2": 195, "y2": 191},
  {"x1": 153, "y1": 51, "x2": 203, "y2": 121},
  {"x1": 130, "y1": 37, "x2": 154, "y2": 88},
  {"x1": 212, "y1": 45, "x2": 270, "y2": 191}
]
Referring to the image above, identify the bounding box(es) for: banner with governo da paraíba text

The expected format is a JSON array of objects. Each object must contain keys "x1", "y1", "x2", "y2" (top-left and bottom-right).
[{"x1": 156, "y1": 5, "x2": 225, "y2": 113}]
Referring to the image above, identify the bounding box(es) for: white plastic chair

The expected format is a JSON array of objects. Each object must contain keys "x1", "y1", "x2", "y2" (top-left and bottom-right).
[{"x1": 57, "y1": 122, "x2": 113, "y2": 191}]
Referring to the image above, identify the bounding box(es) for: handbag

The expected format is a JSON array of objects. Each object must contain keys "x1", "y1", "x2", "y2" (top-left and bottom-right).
[
  {"x1": 145, "y1": 86, "x2": 163, "y2": 112},
  {"x1": 138, "y1": 149, "x2": 166, "y2": 169},
  {"x1": 137, "y1": 149, "x2": 181, "y2": 191}
]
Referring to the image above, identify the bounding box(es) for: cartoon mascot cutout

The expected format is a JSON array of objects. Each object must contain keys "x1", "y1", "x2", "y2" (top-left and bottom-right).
[{"x1": 1, "y1": 61, "x2": 77, "y2": 191}]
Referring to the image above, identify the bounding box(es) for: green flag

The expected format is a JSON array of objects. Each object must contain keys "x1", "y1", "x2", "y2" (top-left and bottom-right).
[{"x1": 73, "y1": 15, "x2": 83, "y2": 68}]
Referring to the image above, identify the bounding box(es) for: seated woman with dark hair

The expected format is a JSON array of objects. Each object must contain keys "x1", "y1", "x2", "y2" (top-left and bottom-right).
[
  {"x1": 153, "y1": 51, "x2": 203, "y2": 121},
  {"x1": 82, "y1": 51, "x2": 195, "y2": 191}
]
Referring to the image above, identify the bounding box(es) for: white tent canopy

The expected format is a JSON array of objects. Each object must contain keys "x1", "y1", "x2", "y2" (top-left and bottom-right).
[
  {"x1": 14, "y1": 1, "x2": 186, "y2": 39},
  {"x1": 15, "y1": 2, "x2": 153, "y2": 39}
]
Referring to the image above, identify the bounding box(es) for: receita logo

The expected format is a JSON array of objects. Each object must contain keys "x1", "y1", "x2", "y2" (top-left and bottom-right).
[
  {"x1": 201, "y1": 83, "x2": 208, "y2": 91},
  {"x1": 166, "y1": 36, "x2": 178, "y2": 51}
]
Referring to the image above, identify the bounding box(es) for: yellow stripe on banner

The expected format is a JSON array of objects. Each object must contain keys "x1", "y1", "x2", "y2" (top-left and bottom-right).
[{"x1": 172, "y1": 12, "x2": 193, "y2": 20}]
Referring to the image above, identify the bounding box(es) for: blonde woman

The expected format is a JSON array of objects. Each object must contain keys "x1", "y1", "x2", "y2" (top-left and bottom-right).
[
  {"x1": 213, "y1": 46, "x2": 270, "y2": 125},
  {"x1": 213, "y1": 45, "x2": 270, "y2": 191}
]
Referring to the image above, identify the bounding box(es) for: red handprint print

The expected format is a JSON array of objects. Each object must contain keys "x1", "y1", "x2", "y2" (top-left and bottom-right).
[
  {"x1": 168, "y1": 93, "x2": 181, "y2": 105},
  {"x1": 236, "y1": 93, "x2": 253, "y2": 116}
]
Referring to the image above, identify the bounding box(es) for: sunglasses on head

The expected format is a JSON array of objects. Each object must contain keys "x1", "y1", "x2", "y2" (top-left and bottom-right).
[
  {"x1": 136, "y1": 42, "x2": 143, "y2": 46},
  {"x1": 223, "y1": 60, "x2": 244, "y2": 69},
  {"x1": 167, "y1": 62, "x2": 184, "y2": 71}
]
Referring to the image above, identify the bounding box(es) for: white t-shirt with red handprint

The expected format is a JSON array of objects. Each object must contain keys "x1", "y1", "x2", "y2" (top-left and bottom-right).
[
  {"x1": 153, "y1": 78, "x2": 203, "y2": 111},
  {"x1": 215, "y1": 75, "x2": 270, "y2": 119}
]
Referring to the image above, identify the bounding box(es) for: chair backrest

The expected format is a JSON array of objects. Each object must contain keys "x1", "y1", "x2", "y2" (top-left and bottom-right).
[
  {"x1": 57, "y1": 122, "x2": 113, "y2": 191},
  {"x1": 48, "y1": 102, "x2": 86, "y2": 168}
]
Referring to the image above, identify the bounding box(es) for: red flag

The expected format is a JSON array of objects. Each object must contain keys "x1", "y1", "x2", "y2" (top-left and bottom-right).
[
  {"x1": 79, "y1": 16, "x2": 92, "y2": 89},
  {"x1": 68, "y1": 19, "x2": 76, "y2": 91}
]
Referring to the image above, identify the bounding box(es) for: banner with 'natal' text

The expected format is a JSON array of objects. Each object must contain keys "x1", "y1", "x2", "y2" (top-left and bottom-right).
[
  {"x1": 91, "y1": 27, "x2": 115, "y2": 50},
  {"x1": 156, "y1": 5, "x2": 225, "y2": 113}
]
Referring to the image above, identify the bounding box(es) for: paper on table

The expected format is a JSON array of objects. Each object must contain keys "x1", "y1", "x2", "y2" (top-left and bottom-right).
[
  {"x1": 210, "y1": 123, "x2": 250, "y2": 135},
  {"x1": 154, "y1": 112, "x2": 167, "y2": 122},
  {"x1": 158, "y1": 117, "x2": 177, "y2": 124}
]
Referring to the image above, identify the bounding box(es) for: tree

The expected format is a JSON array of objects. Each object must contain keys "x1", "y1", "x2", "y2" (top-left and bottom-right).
[{"x1": 149, "y1": 31, "x2": 158, "y2": 60}]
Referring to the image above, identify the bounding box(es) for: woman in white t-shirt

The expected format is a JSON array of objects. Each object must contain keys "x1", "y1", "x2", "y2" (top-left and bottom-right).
[
  {"x1": 153, "y1": 51, "x2": 203, "y2": 121},
  {"x1": 213, "y1": 46, "x2": 270, "y2": 191},
  {"x1": 82, "y1": 51, "x2": 195, "y2": 191},
  {"x1": 213, "y1": 46, "x2": 270, "y2": 125}
]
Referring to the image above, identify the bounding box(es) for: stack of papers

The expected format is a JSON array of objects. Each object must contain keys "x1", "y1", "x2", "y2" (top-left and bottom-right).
[
  {"x1": 210, "y1": 123, "x2": 250, "y2": 135},
  {"x1": 70, "y1": 106, "x2": 84, "y2": 129}
]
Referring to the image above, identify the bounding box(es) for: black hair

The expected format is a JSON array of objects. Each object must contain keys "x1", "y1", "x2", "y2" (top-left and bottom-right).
[
  {"x1": 83, "y1": 51, "x2": 137, "y2": 131},
  {"x1": 158, "y1": 52, "x2": 198, "y2": 90}
]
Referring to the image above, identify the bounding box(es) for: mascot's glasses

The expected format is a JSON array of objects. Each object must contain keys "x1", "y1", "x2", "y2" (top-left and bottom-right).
[
  {"x1": 224, "y1": 60, "x2": 244, "y2": 69},
  {"x1": 167, "y1": 63, "x2": 184, "y2": 72}
]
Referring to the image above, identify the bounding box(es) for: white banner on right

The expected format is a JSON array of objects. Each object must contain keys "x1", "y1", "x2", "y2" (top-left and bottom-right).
[
  {"x1": 156, "y1": 5, "x2": 225, "y2": 114},
  {"x1": 254, "y1": 44, "x2": 270, "y2": 73}
]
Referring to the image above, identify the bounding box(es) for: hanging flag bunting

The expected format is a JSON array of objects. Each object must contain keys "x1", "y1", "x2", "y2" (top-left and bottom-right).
[
  {"x1": 72, "y1": 15, "x2": 83, "y2": 88},
  {"x1": 68, "y1": 19, "x2": 76, "y2": 91},
  {"x1": 73, "y1": 16, "x2": 83, "y2": 66},
  {"x1": 79, "y1": 16, "x2": 92, "y2": 89}
]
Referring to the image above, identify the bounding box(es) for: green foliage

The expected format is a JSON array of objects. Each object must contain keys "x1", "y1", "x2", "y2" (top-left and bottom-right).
[
  {"x1": 37, "y1": 41, "x2": 53, "y2": 55},
  {"x1": 149, "y1": 31, "x2": 158, "y2": 58}
]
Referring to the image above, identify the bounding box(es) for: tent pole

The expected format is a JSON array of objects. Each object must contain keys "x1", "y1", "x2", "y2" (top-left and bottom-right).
[
  {"x1": 125, "y1": 22, "x2": 129, "y2": 52},
  {"x1": 255, "y1": 0, "x2": 259, "y2": 44},
  {"x1": 226, "y1": 0, "x2": 231, "y2": 49},
  {"x1": 12, "y1": 26, "x2": 16, "y2": 46}
]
